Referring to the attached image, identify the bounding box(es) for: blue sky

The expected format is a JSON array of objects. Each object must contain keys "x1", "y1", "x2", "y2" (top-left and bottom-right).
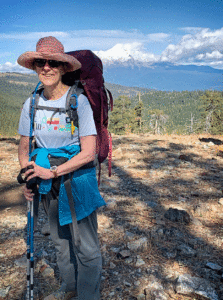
[{"x1": 1, "y1": 0, "x2": 223, "y2": 72}]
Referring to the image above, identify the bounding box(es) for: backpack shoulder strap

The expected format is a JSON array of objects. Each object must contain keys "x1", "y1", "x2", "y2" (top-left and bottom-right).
[
  {"x1": 65, "y1": 81, "x2": 84, "y2": 111},
  {"x1": 65, "y1": 81, "x2": 84, "y2": 136}
]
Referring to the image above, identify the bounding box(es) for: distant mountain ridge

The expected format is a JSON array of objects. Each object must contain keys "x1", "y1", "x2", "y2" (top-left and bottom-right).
[
  {"x1": 0, "y1": 72, "x2": 151, "y2": 99},
  {"x1": 103, "y1": 62, "x2": 223, "y2": 91},
  {"x1": 1, "y1": 59, "x2": 222, "y2": 95}
]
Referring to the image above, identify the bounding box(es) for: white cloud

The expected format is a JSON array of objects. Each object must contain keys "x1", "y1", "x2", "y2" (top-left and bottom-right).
[
  {"x1": 0, "y1": 29, "x2": 170, "y2": 52},
  {"x1": 93, "y1": 27, "x2": 223, "y2": 69},
  {"x1": 160, "y1": 27, "x2": 223, "y2": 68},
  {"x1": 196, "y1": 50, "x2": 223, "y2": 60},
  {"x1": 1, "y1": 28, "x2": 223, "y2": 71},
  {"x1": 147, "y1": 33, "x2": 170, "y2": 42},
  {"x1": 0, "y1": 62, "x2": 31, "y2": 73}
]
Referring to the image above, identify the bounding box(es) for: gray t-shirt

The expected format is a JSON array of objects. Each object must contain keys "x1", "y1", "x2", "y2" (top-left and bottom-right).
[{"x1": 18, "y1": 89, "x2": 97, "y2": 148}]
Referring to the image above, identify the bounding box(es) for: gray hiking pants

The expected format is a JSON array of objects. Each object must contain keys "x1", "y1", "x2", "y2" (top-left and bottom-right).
[{"x1": 46, "y1": 199, "x2": 102, "y2": 300}]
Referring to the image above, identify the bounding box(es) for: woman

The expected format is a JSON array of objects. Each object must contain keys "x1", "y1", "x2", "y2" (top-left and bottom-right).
[{"x1": 17, "y1": 36, "x2": 106, "y2": 300}]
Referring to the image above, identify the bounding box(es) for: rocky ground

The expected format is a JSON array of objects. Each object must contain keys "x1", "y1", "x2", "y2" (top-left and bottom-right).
[{"x1": 0, "y1": 134, "x2": 223, "y2": 300}]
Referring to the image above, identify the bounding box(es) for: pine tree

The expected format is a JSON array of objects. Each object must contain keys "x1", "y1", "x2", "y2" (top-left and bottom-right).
[
  {"x1": 132, "y1": 99, "x2": 144, "y2": 134},
  {"x1": 199, "y1": 91, "x2": 223, "y2": 134},
  {"x1": 148, "y1": 109, "x2": 169, "y2": 134},
  {"x1": 109, "y1": 96, "x2": 134, "y2": 135}
]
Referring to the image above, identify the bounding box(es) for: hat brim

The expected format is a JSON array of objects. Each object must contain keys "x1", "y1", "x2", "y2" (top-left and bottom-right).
[{"x1": 17, "y1": 51, "x2": 81, "y2": 72}]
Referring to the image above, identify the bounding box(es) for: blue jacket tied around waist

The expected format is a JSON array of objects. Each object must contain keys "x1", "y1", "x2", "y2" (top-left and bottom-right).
[{"x1": 30, "y1": 145, "x2": 106, "y2": 225}]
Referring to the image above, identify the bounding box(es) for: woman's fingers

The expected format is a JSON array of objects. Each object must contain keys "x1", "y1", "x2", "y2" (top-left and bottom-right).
[
  {"x1": 23, "y1": 186, "x2": 34, "y2": 201},
  {"x1": 23, "y1": 161, "x2": 53, "y2": 181},
  {"x1": 24, "y1": 162, "x2": 35, "y2": 179}
]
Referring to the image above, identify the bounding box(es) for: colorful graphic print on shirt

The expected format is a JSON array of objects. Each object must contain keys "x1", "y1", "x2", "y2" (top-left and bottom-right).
[{"x1": 34, "y1": 116, "x2": 77, "y2": 132}]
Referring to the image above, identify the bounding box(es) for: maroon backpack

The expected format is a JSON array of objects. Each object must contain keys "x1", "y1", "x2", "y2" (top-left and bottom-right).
[{"x1": 63, "y1": 50, "x2": 113, "y2": 178}]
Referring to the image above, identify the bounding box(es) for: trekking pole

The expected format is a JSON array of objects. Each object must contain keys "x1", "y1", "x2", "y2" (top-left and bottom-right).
[
  {"x1": 26, "y1": 189, "x2": 35, "y2": 300},
  {"x1": 25, "y1": 81, "x2": 41, "y2": 300},
  {"x1": 30, "y1": 200, "x2": 34, "y2": 300},
  {"x1": 26, "y1": 201, "x2": 31, "y2": 300},
  {"x1": 26, "y1": 199, "x2": 34, "y2": 300}
]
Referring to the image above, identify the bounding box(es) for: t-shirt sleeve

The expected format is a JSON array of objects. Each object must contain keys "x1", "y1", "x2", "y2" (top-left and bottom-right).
[
  {"x1": 77, "y1": 94, "x2": 97, "y2": 137},
  {"x1": 18, "y1": 97, "x2": 31, "y2": 136}
]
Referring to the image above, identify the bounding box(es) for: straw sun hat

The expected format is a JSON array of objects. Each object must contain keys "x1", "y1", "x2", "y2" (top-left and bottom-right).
[{"x1": 17, "y1": 36, "x2": 81, "y2": 72}]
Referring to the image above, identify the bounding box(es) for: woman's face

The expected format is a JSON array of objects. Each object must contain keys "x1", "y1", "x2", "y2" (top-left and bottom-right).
[{"x1": 34, "y1": 60, "x2": 66, "y2": 88}]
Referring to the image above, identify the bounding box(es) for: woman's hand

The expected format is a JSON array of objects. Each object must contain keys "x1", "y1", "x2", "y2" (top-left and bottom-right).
[
  {"x1": 23, "y1": 185, "x2": 35, "y2": 202},
  {"x1": 24, "y1": 161, "x2": 54, "y2": 181}
]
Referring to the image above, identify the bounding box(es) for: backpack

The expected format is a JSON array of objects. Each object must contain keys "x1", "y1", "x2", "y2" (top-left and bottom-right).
[{"x1": 30, "y1": 50, "x2": 113, "y2": 180}]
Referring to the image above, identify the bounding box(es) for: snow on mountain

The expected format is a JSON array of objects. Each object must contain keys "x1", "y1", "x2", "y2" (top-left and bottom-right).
[
  {"x1": 93, "y1": 43, "x2": 223, "y2": 91},
  {"x1": 94, "y1": 43, "x2": 158, "y2": 66}
]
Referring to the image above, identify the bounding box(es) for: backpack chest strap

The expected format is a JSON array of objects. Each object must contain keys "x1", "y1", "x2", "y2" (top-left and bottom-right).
[
  {"x1": 34, "y1": 104, "x2": 67, "y2": 123},
  {"x1": 35, "y1": 104, "x2": 67, "y2": 113}
]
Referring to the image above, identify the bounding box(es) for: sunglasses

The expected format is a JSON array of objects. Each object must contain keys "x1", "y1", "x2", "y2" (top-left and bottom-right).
[{"x1": 34, "y1": 59, "x2": 64, "y2": 68}]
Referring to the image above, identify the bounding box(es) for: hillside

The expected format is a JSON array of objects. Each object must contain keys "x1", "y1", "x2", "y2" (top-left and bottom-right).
[
  {"x1": 0, "y1": 72, "x2": 219, "y2": 136},
  {"x1": 131, "y1": 90, "x2": 205, "y2": 134},
  {"x1": 0, "y1": 72, "x2": 152, "y2": 136},
  {"x1": 0, "y1": 134, "x2": 223, "y2": 299}
]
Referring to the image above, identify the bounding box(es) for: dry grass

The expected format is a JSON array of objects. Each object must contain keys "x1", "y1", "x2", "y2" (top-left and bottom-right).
[{"x1": 1, "y1": 133, "x2": 223, "y2": 299}]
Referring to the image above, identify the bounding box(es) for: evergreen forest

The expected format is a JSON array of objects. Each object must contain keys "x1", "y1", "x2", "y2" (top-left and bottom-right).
[{"x1": 0, "y1": 72, "x2": 223, "y2": 136}]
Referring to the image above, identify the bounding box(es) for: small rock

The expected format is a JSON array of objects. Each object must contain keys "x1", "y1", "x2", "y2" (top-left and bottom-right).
[
  {"x1": 206, "y1": 262, "x2": 222, "y2": 272},
  {"x1": 162, "y1": 248, "x2": 177, "y2": 259},
  {"x1": 117, "y1": 250, "x2": 131, "y2": 259},
  {"x1": 145, "y1": 275, "x2": 168, "y2": 300},
  {"x1": 145, "y1": 201, "x2": 158, "y2": 208},
  {"x1": 164, "y1": 208, "x2": 191, "y2": 224},
  {"x1": 127, "y1": 237, "x2": 148, "y2": 251},
  {"x1": 110, "y1": 247, "x2": 120, "y2": 253},
  {"x1": 14, "y1": 256, "x2": 27, "y2": 268},
  {"x1": 125, "y1": 257, "x2": 133, "y2": 264},
  {"x1": 37, "y1": 259, "x2": 54, "y2": 278},
  {"x1": 125, "y1": 231, "x2": 135, "y2": 239},
  {"x1": 136, "y1": 257, "x2": 146, "y2": 267},
  {"x1": 218, "y1": 198, "x2": 223, "y2": 205},
  {"x1": 42, "y1": 266, "x2": 54, "y2": 277},
  {"x1": 110, "y1": 262, "x2": 116, "y2": 269},
  {"x1": 191, "y1": 218, "x2": 202, "y2": 226},
  {"x1": 0, "y1": 286, "x2": 11, "y2": 298},
  {"x1": 106, "y1": 200, "x2": 117, "y2": 209},
  {"x1": 176, "y1": 274, "x2": 219, "y2": 300},
  {"x1": 123, "y1": 280, "x2": 131, "y2": 287},
  {"x1": 177, "y1": 244, "x2": 197, "y2": 257},
  {"x1": 208, "y1": 142, "x2": 215, "y2": 146},
  {"x1": 155, "y1": 219, "x2": 166, "y2": 225}
]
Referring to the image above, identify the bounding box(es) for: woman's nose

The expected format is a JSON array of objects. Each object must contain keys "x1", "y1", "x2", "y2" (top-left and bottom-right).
[{"x1": 43, "y1": 61, "x2": 51, "y2": 69}]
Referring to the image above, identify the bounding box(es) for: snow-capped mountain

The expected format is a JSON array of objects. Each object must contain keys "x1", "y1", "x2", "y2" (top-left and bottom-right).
[
  {"x1": 94, "y1": 43, "x2": 223, "y2": 91},
  {"x1": 94, "y1": 43, "x2": 158, "y2": 67}
]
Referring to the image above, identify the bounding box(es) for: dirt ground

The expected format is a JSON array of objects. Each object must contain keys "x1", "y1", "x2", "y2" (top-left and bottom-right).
[{"x1": 0, "y1": 134, "x2": 223, "y2": 300}]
